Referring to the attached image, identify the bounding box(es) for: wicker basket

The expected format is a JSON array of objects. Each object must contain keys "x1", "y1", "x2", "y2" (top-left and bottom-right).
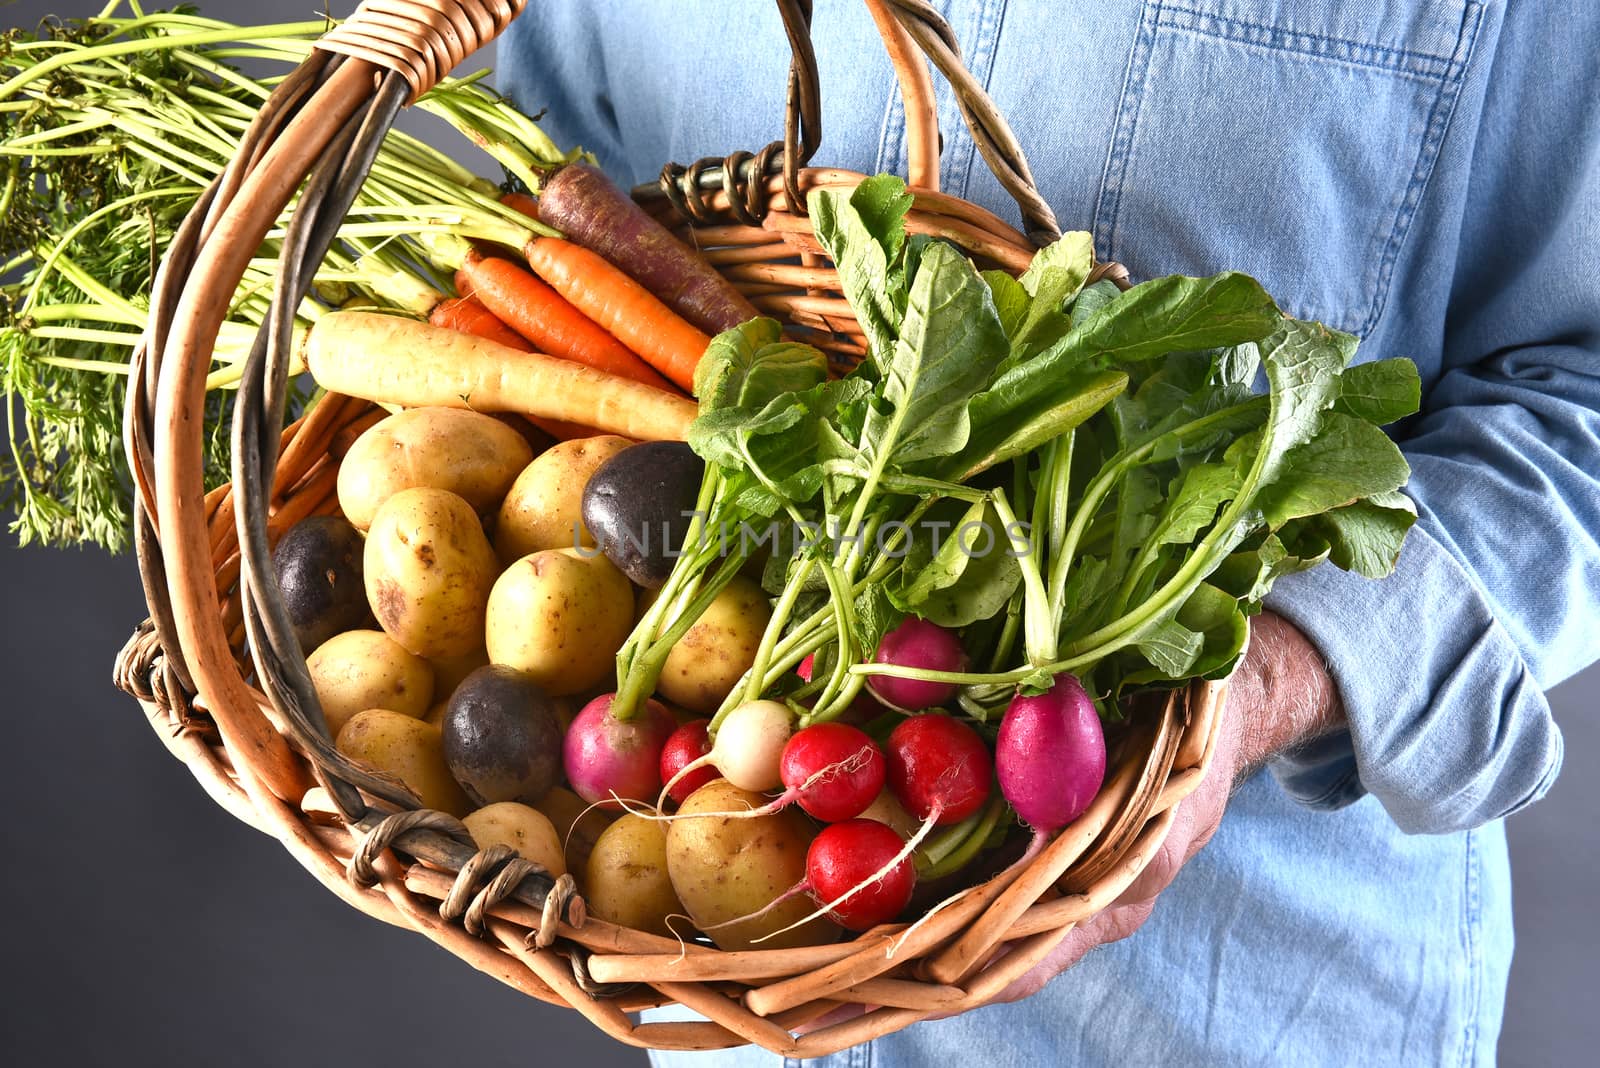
[{"x1": 113, "y1": 0, "x2": 1231, "y2": 1056}]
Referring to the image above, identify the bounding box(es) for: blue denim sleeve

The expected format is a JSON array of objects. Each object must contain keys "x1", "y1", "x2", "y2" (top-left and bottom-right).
[{"x1": 1267, "y1": 7, "x2": 1599, "y2": 835}]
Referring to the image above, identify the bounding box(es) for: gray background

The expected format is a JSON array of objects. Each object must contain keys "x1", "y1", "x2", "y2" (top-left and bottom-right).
[{"x1": 1, "y1": 1, "x2": 1594, "y2": 1065}]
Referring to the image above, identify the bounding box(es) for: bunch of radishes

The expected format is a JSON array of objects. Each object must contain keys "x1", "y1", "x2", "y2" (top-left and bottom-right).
[{"x1": 561, "y1": 615, "x2": 1107, "y2": 936}]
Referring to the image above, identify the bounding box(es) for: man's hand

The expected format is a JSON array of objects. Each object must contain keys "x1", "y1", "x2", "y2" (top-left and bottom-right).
[{"x1": 984, "y1": 610, "x2": 1343, "y2": 1005}]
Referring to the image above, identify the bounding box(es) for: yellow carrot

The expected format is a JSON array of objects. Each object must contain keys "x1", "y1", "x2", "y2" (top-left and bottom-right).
[{"x1": 304, "y1": 311, "x2": 696, "y2": 442}]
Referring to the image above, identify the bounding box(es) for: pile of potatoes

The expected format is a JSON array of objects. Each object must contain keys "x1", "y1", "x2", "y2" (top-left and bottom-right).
[{"x1": 274, "y1": 406, "x2": 784, "y2": 942}]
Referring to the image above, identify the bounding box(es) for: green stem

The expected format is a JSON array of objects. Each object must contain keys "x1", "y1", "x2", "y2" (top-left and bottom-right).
[
  {"x1": 741, "y1": 556, "x2": 816, "y2": 704},
  {"x1": 1047, "y1": 400, "x2": 1263, "y2": 639},
  {"x1": 0, "y1": 19, "x2": 331, "y2": 102},
  {"x1": 917, "y1": 794, "x2": 1008, "y2": 879},
  {"x1": 990, "y1": 487, "x2": 1053, "y2": 664}
]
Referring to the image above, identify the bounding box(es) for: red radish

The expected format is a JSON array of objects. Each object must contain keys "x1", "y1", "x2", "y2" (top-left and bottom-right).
[
  {"x1": 700, "y1": 817, "x2": 917, "y2": 940},
  {"x1": 797, "y1": 654, "x2": 885, "y2": 724},
  {"x1": 534, "y1": 162, "x2": 760, "y2": 334},
  {"x1": 885, "y1": 713, "x2": 993, "y2": 827},
  {"x1": 996, "y1": 673, "x2": 1107, "y2": 859},
  {"x1": 868, "y1": 618, "x2": 967, "y2": 712},
  {"x1": 659, "y1": 720, "x2": 719, "y2": 805},
  {"x1": 777, "y1": 723, "x2": 885, "y2": 822},
  {"x1": 805, "y1": 820, "x2": 916, "y2": 930},
  {"x1": 644, "y1": 720, "x2": 883, "y2": 825},
  {"x1": 726, "y1": 713, "x2": 993, "y2": 945},
  {"x1": 562, "y1": 693, "x2": 676, "y2": 807}
]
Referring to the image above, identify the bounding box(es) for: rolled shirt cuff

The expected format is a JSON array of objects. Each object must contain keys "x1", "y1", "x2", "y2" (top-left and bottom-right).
[{"x1": 1263, "y1": 524, "x2": 1563, "y2": 834}]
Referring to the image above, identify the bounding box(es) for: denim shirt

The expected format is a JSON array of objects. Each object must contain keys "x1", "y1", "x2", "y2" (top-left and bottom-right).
[{"x1": 499, "y1": 1, "x2": 1598, "y2": 1063}]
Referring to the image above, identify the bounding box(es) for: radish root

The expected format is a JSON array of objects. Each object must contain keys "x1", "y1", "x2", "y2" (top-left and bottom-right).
[{"x1": 645, "y1": 746, "x2": 880, "y2": 823}]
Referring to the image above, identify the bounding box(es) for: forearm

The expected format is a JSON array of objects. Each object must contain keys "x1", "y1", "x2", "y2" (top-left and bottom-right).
[{"x1": 1222, "y1": 611, "x2": 1344, "y2": 782}]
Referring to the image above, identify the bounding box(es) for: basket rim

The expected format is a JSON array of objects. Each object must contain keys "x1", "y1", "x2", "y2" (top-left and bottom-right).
[{"x1": 121, "y1": 625, "x2": 1230, "y2": 1057}]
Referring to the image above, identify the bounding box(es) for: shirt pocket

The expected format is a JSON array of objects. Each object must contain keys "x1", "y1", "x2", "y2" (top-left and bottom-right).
[{"x1": 1093, "y1": 0, "x2": 1486, "y2": 337}]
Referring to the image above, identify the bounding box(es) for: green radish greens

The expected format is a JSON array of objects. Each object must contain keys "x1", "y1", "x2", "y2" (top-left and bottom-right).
[{"x1": 612, "y1": 174, "x2": 1422, "y2": 720}]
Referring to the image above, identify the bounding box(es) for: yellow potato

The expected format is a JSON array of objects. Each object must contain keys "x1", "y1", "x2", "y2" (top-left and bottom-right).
[
  {"x1": 485, "y1": 548, "x2": 634, "y2": 695},
  {"x1": 585, "y1": 815, "x2": 685, "y2": 938},
  {"x1": 535, "y1": 786, "x2": 614, "y2": 875},
  {"x1": 666, "y1": 780, "x2": 837, "y2": 951},
  {"x1": 494, "y1": 435, "x2": 632, "y2": 562},
  {"x1": 422, "y1": 701, "x2": 448, "y2": 729},
  {"x1": 858, "y1": 788, "x2": 920, "y2": 841},
  {"x1": 337, "y1": 407, "x2": 533, "y2": 530},
  {"x1": 657, "y1": 575, "x2": 773, "y2": 713},
  {"x1": 335, "y1": 709, "x2": 469, "y2": 816},
  {"x1": 463, "y1": 802, "x2": 566, "y2": 876},
  {"x1": 427, "y1": 646, "x2": 490, "y2": 700},
  {"x1": 364, "y1": 487, "x2": 498, "y2": 659},
  {"x1": 306, "y1": 629, "x2": 433, "y2": 738}
]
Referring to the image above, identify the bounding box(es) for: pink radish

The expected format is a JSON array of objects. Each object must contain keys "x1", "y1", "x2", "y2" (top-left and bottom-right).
[
  {"x1": 995, "y1": 672, "x2": 1107, "y2": 863},
  {"x1": 867, "y1": 618, "x2": 968, "y2": 712},
  {"x1": 562, "y1": 693, "x2": 676, "y2": 807},
  {"x1": 659, "y1": 720, "x2": 719, "y2": 805}
]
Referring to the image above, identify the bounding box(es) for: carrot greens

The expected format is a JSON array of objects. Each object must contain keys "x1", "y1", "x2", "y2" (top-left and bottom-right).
[{"x1": 1, "y1": 4, "x2": 574, "y2": 551}]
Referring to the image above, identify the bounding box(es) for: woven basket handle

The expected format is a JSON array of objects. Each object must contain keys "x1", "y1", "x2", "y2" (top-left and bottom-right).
[
  {"x1": 879, "y1": 0, "x2": 1060, "y2": 243},
  {"x1": 657, "y1": 0, "x2": 1062, "y2": 245},
  {"x1": 130, "y1": 0, "x2": 530, "y2": 811}
]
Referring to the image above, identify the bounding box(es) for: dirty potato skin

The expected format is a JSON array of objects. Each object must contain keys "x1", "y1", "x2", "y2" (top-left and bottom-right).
[
  {"x1": 657, "y1": 575, "x2": 774, "y2": 713},
  {"x1": 337, "y1": 407, "x2": 533, "y2": 530},
  {"x1": 364, "y1": 487, "x2": 498, "y2": 660},
  {"x1": 585, "y1": 815, "x2": 685, "y2": 938},
  {"x1": 463, "y1": 802, "x2": 566, "y2": 877},
  {"x1": 666, "y1": 780, "x2": 838, "y2": 951},
  {"x1": 306, "y1": 629, "x2": 434, "y2": 737},
  {"x1": 535, "y1": 785, "x2": 614, "y2": 875},
  {"x1": 443, "y1": 664, "x2": 563, "y2": 807},
  {"x1": 335, "y1": 709, "x2": 470, "y2": 816},
  {"x1": 485, "y1": 547, "x2": 634, "y2": 695},
  {"x1": 272, "y1": 515, "x2": 368, "y2": 652},
  {"x1": 494, "y1": 434, "x2": 632, "y2": 562}
]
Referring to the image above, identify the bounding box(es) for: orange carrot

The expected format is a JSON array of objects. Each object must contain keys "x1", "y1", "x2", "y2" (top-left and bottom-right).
[
  {"x1": 429, "y1": 295, "x2": 529, "y2": 350},
  {"x1": 501, "y1": 191, "x2": 541, "y2": 219},
  {"x1": 524, "y1": 236, "x2": 712, "y2": 393},
  {"x1": 454, "y1": 267, "x2": 475, "y2": 299},
  {"x1": 459, "y1": 253, "x2": 675, "y2": 392},
  {"x1": 428, "y1": 295, "x2": 600, "y2": 441}
]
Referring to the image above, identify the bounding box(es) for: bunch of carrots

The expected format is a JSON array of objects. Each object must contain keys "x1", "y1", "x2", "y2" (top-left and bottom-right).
[{"x1": 336, "y1": 162, "x2": 764, "y2": 441}]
